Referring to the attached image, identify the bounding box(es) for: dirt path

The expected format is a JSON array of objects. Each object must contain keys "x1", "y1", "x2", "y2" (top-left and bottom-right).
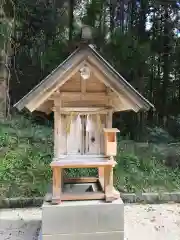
[
  {"x1": 125, "y1": 204, "x2": 180, "y2": 240},
  {"x1": 0, "y1": 204, "x2": 180, "y2": 240}
]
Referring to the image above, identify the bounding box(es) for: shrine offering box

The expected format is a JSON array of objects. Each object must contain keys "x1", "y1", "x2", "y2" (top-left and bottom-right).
[{"x1": 103, "y1": 128, "x2": 120, "y2": 156}]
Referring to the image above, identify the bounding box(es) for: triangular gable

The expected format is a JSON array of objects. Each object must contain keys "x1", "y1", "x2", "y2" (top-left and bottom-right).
[
  {"x1": 14, "y1": 45, "x2": 154, "y2": 113},
  {"x1": 87, "y1": 45, "x2": 153, "y2": 110}
]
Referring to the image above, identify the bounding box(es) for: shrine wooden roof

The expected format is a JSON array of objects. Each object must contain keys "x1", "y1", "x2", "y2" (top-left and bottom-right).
[{"x1": 14, "y1": 44, "x2": 154, "y2": 113}]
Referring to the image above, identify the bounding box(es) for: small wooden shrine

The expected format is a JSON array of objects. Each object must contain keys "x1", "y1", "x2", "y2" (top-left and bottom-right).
[{"x1": 15, "y1": 43, "x2": 153, "y2": 204}]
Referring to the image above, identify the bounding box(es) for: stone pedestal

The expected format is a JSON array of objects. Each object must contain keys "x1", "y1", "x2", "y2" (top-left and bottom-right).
[{"x1": 41, "y1": 199, "x2": 124, "y2": 240}]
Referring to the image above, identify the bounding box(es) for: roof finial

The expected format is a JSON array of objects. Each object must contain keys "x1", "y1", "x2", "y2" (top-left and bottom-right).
[{"x1": 81, "y1": 25, "x2": 93, "y2": 43}]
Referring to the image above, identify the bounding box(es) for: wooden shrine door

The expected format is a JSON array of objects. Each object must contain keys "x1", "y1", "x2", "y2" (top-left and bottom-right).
[
  {"x1": 84, "y1": 115, "x2": 106, "y2": 155},
  {"x1": 66, "y1": 114, "x2": 106, "y2": 155},
  {"x1": 67, "y1": 115, "x2": 82, "y2": 155}
]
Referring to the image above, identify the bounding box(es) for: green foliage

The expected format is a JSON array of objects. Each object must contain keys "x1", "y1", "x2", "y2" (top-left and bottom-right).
[
  {"x1": 0, "y1": 114, "x2": 53, "y2": 198},
  {"x1": 147, "y1": 127, "x2": 174, "y2": 143},
  {"x1": 2, "y1": 0, "x2": 180, "y2": 196},
  {"x1": 114, "y1": 141, "x2": 180, "y2": 193},
  {"x1": 1, "y1": 116, "x2": 180, "y2": 198},
  {"x1": 8, "y1": 0, "x2": 180, "y2": 140},
  {"x1": 0, "y1": 114, "x2": 97, "y2": 198},
  {"x1": 66, "y1": 168, "x2": 97, "y2": 178}
]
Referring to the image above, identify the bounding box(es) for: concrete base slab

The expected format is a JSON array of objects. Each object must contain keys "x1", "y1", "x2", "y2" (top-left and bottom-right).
[
  {"x1": 42, "y1": 231, "x2": 124, "y2": 240},
  {"x1": 42, "y1": 198, "x2": 124, "y2": 240}
]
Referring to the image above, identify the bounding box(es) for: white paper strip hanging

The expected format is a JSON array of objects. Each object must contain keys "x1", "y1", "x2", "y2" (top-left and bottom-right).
[{"x1": 86, "y1": 115, "x2": 93, "y2": 132}]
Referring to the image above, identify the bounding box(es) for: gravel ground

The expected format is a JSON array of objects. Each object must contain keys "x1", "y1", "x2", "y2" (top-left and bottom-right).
[{"x1": 0, "y1": 204, "x2": 180, "y2": 240}]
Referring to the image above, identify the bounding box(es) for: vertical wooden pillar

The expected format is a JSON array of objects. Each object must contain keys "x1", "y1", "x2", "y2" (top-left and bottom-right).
[
  {"x1": 98, "y1": 167, "x2": 105, "y2": 190},
  {"x1": 107, "y1": 110, "x2": 120, "y2": 200},
  {"x1": 107, "y1": 110, "x2": 113, "y2": 128},
  {"x1": 104, "y1": 165, "x2": 114, "y2": 202},
  {"x1": 52, "y1": 166, "x2": 62, "y2": 203},
  {"x1": 98, "y1": 110, "x2": 114, "y2": 196},
  {"x1": 52, "y1": 97, "x2": 63, "y2": 203},
  {"x1": 54, "y1": 103, "x2": 62, "y2": 159},
  {"x1": 107, "y1": 110, "x2": 114, "y2": 184}
]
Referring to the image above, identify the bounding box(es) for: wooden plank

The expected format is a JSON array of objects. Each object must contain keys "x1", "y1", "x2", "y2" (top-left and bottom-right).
[
  {"x1": 26, "y1": 60, "x2": 88, "y2": 112},
  {"x1": 81, "y1": 76, "x2": 86, "y2": 93},
  {"x1": 103, "y1": 164, "x2": 120, "y2": 202},
  {"x1": 103, "y1": 128, "x2": 120, "y2": 132},
  {"x1": 61, "y1": 192, "x2": 105, "y2": 201},
  {"x1": 60, "y1": 110, "x2": 110, "y2": 115},
  {"x1": 85, "y1": 114, "x2": 101, "y2": 155},
  {"x1": 53, "y1": 154, "x2": 108, "y2": 159},
  {"x1": 100, "y1": 114, "x2": 106, "y2": 154},
  {"x1": 15, "y1": 49, "x2": 87, "y2": 111},
  {"x1": 104, "y1": 165, "x2": 113, "y2": 202},
  {"x1": 57, "y1": 107, "x2": 111, "y2": 113},
  {"x1": 54, "y1": 99, "x2": 62, "y2": 158},
  {"x1": 62, "y1": 102, "x2": 108, "y2": 108},
  {"x1": 64, "y1": 177, "x2": 98, "y2": 183},
  {"x1": 98, "y1": 167, "x2": 105, "y2": 190},
  {"x1": 86, "y1": 61, "x2": 140, "y2": 112},
  {"x1": 86, "y1": 73, "x2": 106, "y2": 92},
  {"x1": 52, "y1": 167, "x2": 62, "y2": 203},
  {"x1": 60, "y1": 73, "x2": 81, "y2": 92},
  {"x1": 50, "y1": 158, "x2": 116, "y2": 168},
  {"x1": 52, "y1": 92, "x2": 108, "y2": 101},
  {"x1": 67, "y1": 115, "x2": 82, "y2": 155},
  {"x1": 88, "y1": 55, "x2": 151, "y2": 111},
  {"x1": 36, "y1": 100, "x2": 53, "y2": 114}
]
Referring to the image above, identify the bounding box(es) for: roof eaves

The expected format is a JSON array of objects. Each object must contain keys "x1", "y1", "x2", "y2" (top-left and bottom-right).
[
  {"x1": 14, "y1": 47, "x2": 81, "y2": 110},
  {"x1": 88, "y1": 44, "x2": 154, "y2": 110}
]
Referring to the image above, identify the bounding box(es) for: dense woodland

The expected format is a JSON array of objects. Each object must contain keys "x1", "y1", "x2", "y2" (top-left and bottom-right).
[{"x1": 1, "y1": 0, "x2": 180, "y2": 141}]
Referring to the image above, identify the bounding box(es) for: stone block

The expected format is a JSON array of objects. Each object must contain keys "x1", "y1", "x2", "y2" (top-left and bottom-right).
[
  {"x1": 142, "y1": 193, "x2": 159, "y2": 204},
  {"x1": 159, "y1": 192, "x2": 171, "y2": 202},
  {"x1": 42, "y1": 202, "x2": 75, "y2": 235},
  {"x1": 73, "y1": 204, "x2": 98, "y2": 233},
  {"x1": 169, "y1": 192, "x2": 180, "y2": 203},
  {"x1": 97, "y1": 201, "x2": 124, "y2": 232},
  {"x1": 121, "y1": 193, "x2": 136, "y2": 203},
  {"x1": 42, "y1": 199, "x2": 124, "y2": 236}
]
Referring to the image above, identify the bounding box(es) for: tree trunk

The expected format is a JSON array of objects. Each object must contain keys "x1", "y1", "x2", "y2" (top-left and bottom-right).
[
  {"x1": 161, "y1": 7, "x2": 170, "y2": 127},
  {"x1": 68, "y1": 0, "x2": 74, "y2": 43},
  {"x1": 109, "y1": 2, "x2": 115, "y2": 36},
  {"x1": 0, "y1": 49, "x2": 8, "y2": 118}
]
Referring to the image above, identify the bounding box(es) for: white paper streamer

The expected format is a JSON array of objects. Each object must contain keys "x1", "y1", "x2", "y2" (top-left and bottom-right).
[
  {"x1": 76, "y1": 114, "x2": 82, "y2": 153},
  {"x1": 76, "y1": 114, "x2": 82, "y2": 132},
  {"x1": 86, "y1": 115, "x2": 93, "y2": 132}
]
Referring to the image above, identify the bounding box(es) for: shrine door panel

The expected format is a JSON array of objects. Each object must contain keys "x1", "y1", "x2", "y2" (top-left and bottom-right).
[
  {"x1": 59, "y1": 115, "x2": 67, "y2": 155},
  {"x1": 85, "y1": 114, "x2": 106, "y2": 155},
  {"x1": 67, "y1": 115, "x2": 82, "y2": 155}
]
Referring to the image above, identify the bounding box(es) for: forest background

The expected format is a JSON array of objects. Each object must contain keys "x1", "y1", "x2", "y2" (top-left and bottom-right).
[{"x1": 1, "y1": 0, "x2": 180, "y2": 198}]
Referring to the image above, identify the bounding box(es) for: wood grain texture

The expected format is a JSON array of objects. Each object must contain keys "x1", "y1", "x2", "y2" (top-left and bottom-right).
[
  {"x1": 50, "y1": 158, "x2": 116, "y2": 168},
  {"x1": 52, "y1": 167, "x2": 62, "y2": 203}
]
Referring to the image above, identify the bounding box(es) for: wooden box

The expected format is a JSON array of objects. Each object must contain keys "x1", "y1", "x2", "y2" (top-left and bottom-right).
[{"x1": 103, "y1": 128, "x2": 120, "y2": 156}]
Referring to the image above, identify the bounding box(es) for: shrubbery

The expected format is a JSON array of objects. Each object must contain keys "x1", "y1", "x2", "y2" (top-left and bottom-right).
[
  {"x1": 0, "y1": 115, "x2": 53, "y2": 197},
  {"x1": 1, "y1": 114, "x2": 180, "y2": 198},
  {"x1": 114, "y1": 141, "x2": 180, "y2": 193}
]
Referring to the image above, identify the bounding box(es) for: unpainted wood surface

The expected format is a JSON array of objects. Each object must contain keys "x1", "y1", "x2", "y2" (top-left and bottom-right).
[
  {"x1": 85, "y1": 114, "x2": 106, "y2": 155},
  {"x1": 50, "y1": 157, "x2": 116, "y2": 168},
  {"x1": 67, "y1": 115, "x2": 82, "y2": 154},
  {"x1": 60, "y1": 72, "x2": 81, "y2": 92},
  {"x1": 61, "y1": 192, "x2": 105, "y2": 201},
  {"x1": 64, "y1": 177, "x2": 98, "y2": 183},
  {"x1": 15, "y1": 45, "x2": 153, "y2": 113},
  {"x1": 86, "y1": 72, "x2": 106, "y2": 92}
]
